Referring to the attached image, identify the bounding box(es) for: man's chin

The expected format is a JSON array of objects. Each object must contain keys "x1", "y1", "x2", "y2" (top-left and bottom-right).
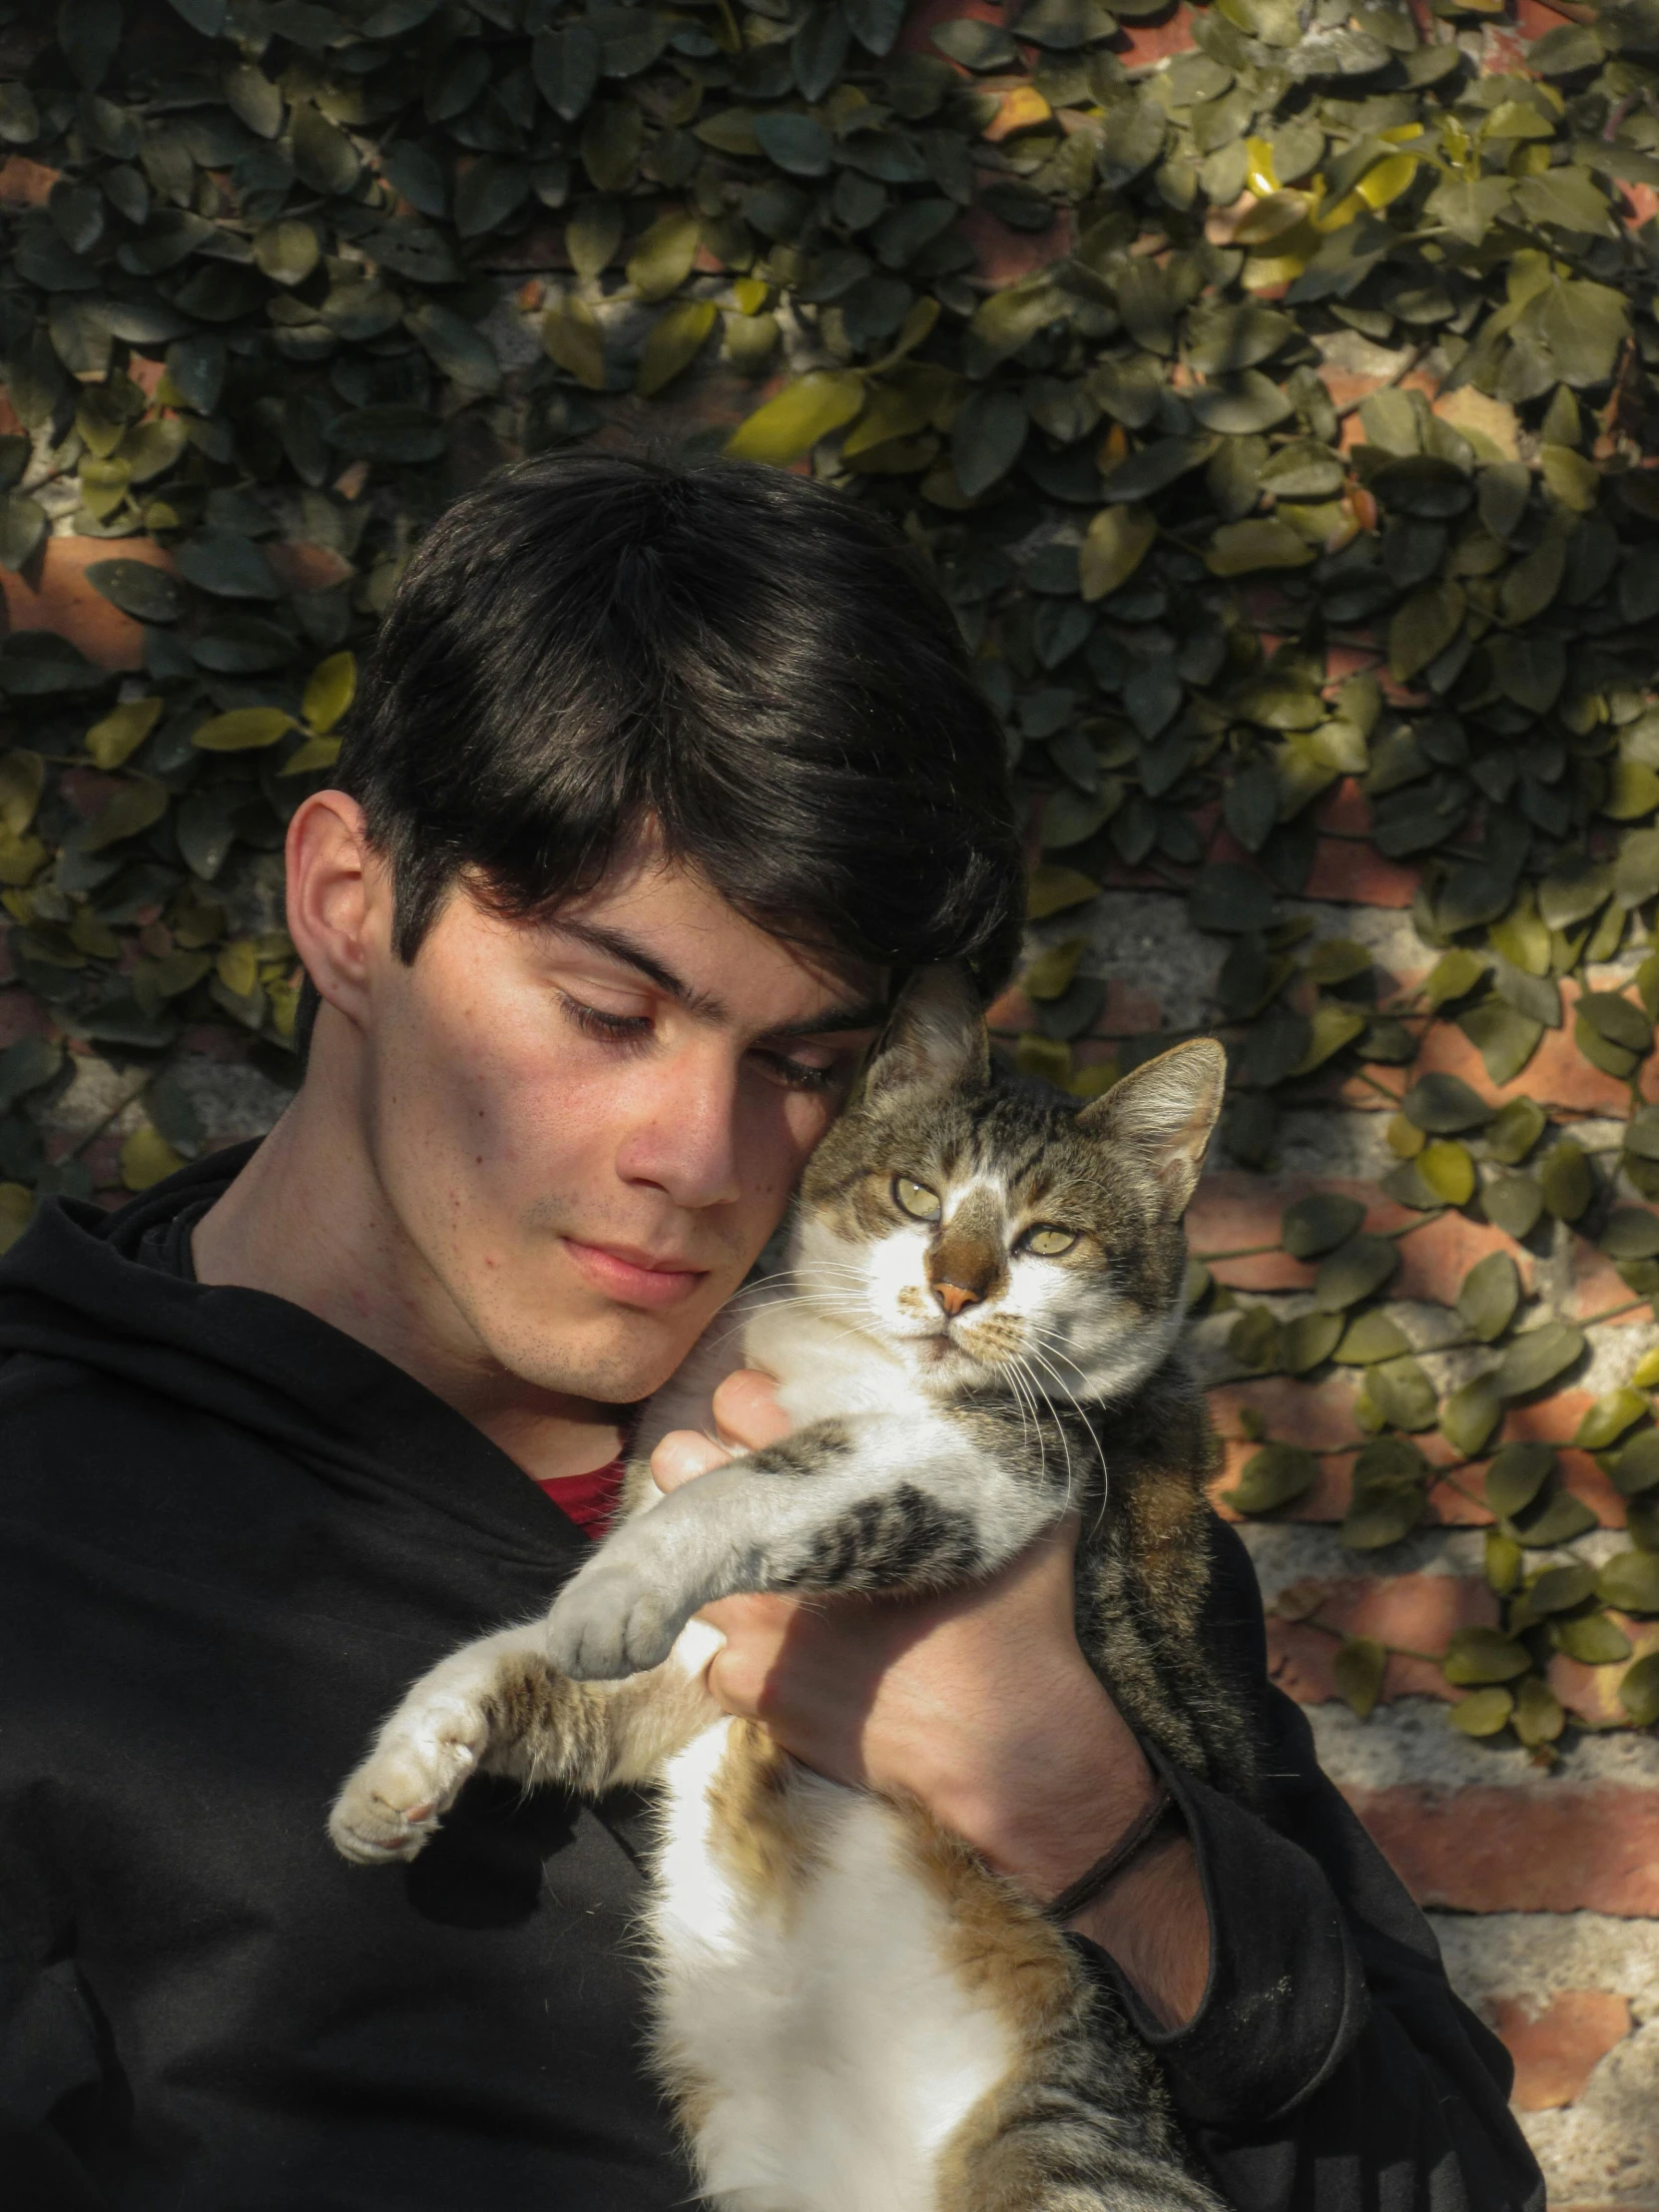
[{"x1": 489, "y1": 1302, "x2": 716, "y2": 1408}]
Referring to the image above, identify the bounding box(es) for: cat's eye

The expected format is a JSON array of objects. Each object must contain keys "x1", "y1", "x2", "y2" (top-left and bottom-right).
[
  {"x1": 892, "y1": 1175, "x2": 941, "y2": 1223},
  {"x1": 1023, "y1": 1226, "x2": 1077, "y2": 1258}
]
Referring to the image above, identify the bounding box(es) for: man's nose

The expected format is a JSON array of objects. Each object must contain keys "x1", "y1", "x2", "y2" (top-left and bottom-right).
[{"x1": 617, "y1": 1052, "x2": 743, "y2": 1209}]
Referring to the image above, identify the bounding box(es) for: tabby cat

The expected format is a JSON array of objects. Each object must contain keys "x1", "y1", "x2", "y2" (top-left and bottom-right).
[{"x1": 329, "y1": 966, "x2": 1255, "y2": 2212}]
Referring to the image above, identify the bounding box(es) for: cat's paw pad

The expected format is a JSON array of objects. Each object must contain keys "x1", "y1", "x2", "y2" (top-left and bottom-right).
[
  {"x1": 327, "y1": 1715, "x2": 484, "y2": 1864},
  {"x1": 545, "y1": 1564, "x2": 682, "y2": 1681}
]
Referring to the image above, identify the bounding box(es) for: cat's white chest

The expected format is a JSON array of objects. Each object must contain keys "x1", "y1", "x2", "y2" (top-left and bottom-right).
[{"x1": 646, "y1": 1712, "x2": 1017, "y2": 2212}]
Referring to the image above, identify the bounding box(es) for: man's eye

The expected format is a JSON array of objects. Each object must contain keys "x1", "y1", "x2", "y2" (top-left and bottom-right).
[
  {"x1": 560, "y1": 992, "x2": 651, "y2": 1044},
  {"x1": 754, "y1": 1049, "x2": 836, "y2": 1093},
  {"x1": 1022, "y1": 1225, "x2": 1077, "y2": 1257},
  {"x1": 892, "y1": 1175, "x2": 941, "y2": 1222}
]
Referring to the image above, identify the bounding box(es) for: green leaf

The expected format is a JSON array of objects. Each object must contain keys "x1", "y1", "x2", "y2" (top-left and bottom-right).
[
  {"x1": 1314, "y1": 1234, "x2": 1398, "y2": 1314},
  {"x1": 533, "y1": 24, "x2": 601, "y2": 120},
  {"x1": 1186, "y1": 371, "x2": 1293, "y2": 436},
  {"x1": 1332, "y1": 1310, "x2": 1410, "y2": 1365},
  {"x1": 1333, "y1": 1635, "x2": 1386, "y2": 1718},
  {"x1": 1388, "y1": 580, "x2": 1465, "y2": 682},
  {"x1": 1365, "y1": 1355, "x2": 1438, "y2": 1432},
  {"x1": 1537, "y1": 854, "x2": 1611, "y2": 930},
  {"x1": 85, "y1": 697, "x2": 162, "y2": 771},
  {"x1": 1224, "y1": 1441, "x2": 1319, "y2": 1513},
  {"x1": 931, "y1": 17, "x2": 1018, "y2": 67},
  {"x1": 727, "y1": 371, "x2": 865, "y2": 465},
  {"x1": 1281, "y1": 1192, "x2": 1366, "y2": 1260},
  {"x1": 626, "y1": 211, "x2": 701, "y2": 301},
  {"x1": 327, "y1": 406, "x2": 448, "y2": 465},
  {"x1": 543, "y1": 297, "x2": 608, "y2": 389},
  {"x1": 76, "y1": 779, "x2": 169, "y2": 853},
  {"x1": 1442, "y1": 1625, "x2": 1532, "y2": 1686},
  {"x1": 84, "y1": 559, "x2": 184, "y2": 622},
  {"x1": 0, "y1": 493, "x2": 48, "y2": 572},
  {"x1": 406, "y1": 303, "x2": 501, "y2": 394},
  {"x1": 1485, "y1": 1098, "x2": 1546, "y2": 1165},
  {"x1": 1483, "y1": 1173, "x2": 1542, "y2": 1241},
  {"x1": 290, "y1": 102, "x2": 360, "y2": 197},
  {"x1": 1458, "y1": 1252, "x2": 1519, "y2": 1343},
  {"x1": 1539, "y1": 1140, "x2": 1593, "y2": 1222},
  {"x1": 1458, "y1": 1003, "x2": 1543, "y2": 1087},
  {"x1": 1598, "y1": 1550, "x2": 1659, "y2": 1615},
  {"x1": 175, "y1": 530, "x2": 279, "y2": 600},
  {"x1": 1600, "y1": 1207, "x2": 1659, "y2": 1259},
  {"x1": 1206, "y1": 518, "x2": 1316, "y2": 575},
  {"x1": 1619, "y1": 1651, "x2": 1659, "y2": 1725},
  {"x1": 1281, "y1": 1310, "x2": 1343, "y2": 1374},
  {"x1": 1486, "y1": 1441, "x2": 1555, "y2": 1518},
  {"x1": 1440, "y1": 1376, "x2": 1502, "y2": 1456},
  {"x1": 1494, "y1": 1321, "x2": 1586, "y2": 1398},
  {"x1": 1553, "y1": 1611, "x2": 1632, "y2": 1665},
  {"x1": 951, "y1": 388, "x2": 1028, "y2": 499},
  {"x1": 1401, "y1": 1073, "x2": 1493, "y2": 1135},
  {"x1": 1449, "y1": 1686, "x2": 1514, "y2": 1735},
  {"x1": 1514, "y1": 164, "x2": 1614, "y2": 238},
  {"x1": 1613, "y1": 1430, "x2": 1659, "y2": 1498}
]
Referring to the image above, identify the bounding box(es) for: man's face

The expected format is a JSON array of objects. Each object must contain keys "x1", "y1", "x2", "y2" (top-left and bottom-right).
[{"x1": 350, "y1": 835, "x2": 884, "y2": 1405}]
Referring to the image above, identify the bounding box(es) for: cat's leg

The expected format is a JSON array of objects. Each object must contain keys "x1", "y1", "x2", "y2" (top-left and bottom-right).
[
  {"x1": 328, "y1": 1620, "x2": 716, "y2": 1864},
  {"x1": 943, "y1": 1999, "x2": 1227, "y2": 2212},
  {"x1": 545, "y1": 1408, "x2": 1063, "y2": 1681}
]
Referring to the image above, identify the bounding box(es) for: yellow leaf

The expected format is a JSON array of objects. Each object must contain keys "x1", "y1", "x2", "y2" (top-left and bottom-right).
[
  {"x1": 301, "y1": 651, "x2": 356, "y2": 736},
  {"x1": 0, "y1": 747, "x2": 45, "y2": 835},
  {"x1": 1607, "y1": 760, "x2": 1659, "y2": 822},
  {"x1": 1540, "y1": 443, "x2": 1598, "y2": 514},
  {"x1": 278, "y1": 733, "x2": 342, "y2": 778},
  {"x1": 194, "y1": 708, "x2": 296, "y2": 752},
  {"x1": 725, "y1": 370, "x2": 865, "y2": 465},
  {"x1": 85, "y1": 698, "x2": 163, "y2": 772},
  {"x1": 1244, "y1": 136, "x2": 1279, "y2": 196},
  {"x1": 217, "y1": 938, "x2": 259, "y2": 996},
  {"x1": 542, "y1": 297, "x2": 607, "y2": 390},
  {"x1": 1234, "y1": 190, "x2": 1313, "y2": 244},
  {"x1": 0, "y1": 1182, "x2": 33, "y2": 1254},
  {"x1": 1079, "y1": 504, "x2": 1157, "y2": 602},
  {"x1": 1632, "y1": 1348, "x2": 1659, "y2": 1389},
  {"x1": 1207, "y1": 519, "x2": 1317, "y2": 575},
  {"x1": 1358, "y1": 155, "x2": 1417, "y2": 211},
  {"x1": 1026, "y1": 864, "x2": 1098, "y2": 920},
  {"x1": 636, "y1": 298, "x2": 718, "y2": 397},
  {"x1": 732, "y1": 276, "x2": 770, "y2": 315},
  {"x1": 1024, "y1": 935, "x2": 1087, "y2": 1000},
  {"x1": 121, "y1": 1125, "x2": 185, "y2": 1193},
  {"x1": 625, "y1": 211, "x2": 701, "y2": 302}
]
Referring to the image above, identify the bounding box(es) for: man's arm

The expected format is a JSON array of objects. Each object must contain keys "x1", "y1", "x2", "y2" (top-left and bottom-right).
[{"x1": 659, "y1": 1371, "x2": 1544, "y2": 2212}]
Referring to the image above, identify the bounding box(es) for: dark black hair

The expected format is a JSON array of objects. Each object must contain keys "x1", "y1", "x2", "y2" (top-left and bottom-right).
[{"x1": 323, "y1": 451, "x2": 1022, "y2": 1020}]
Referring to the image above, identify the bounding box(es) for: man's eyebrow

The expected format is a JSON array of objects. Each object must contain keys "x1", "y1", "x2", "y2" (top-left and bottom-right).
[
  {"x1": 547, "y1": 918, "x2": 886, "y2": 1039},
  {"x1": 547, "y1": 919, "x2": 725, "y2": 1019},
  {"x1": 764, "y1": 999, "x2": 889, "y2": 1041}
]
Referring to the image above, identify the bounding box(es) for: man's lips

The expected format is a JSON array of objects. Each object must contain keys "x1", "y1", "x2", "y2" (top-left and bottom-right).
[{"x1": 561, "y1": 1236, "x2": 712, "y2": 1310}]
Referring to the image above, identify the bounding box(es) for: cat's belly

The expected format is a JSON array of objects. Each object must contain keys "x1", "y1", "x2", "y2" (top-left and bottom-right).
[{"x1": 648, "y1": 1720, "x2": 1020, "y2": 2212}]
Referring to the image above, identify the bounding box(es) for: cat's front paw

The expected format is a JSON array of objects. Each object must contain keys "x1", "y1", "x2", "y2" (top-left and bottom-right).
[
  {"x1": 545, "y1": 1562, "x2": 685, "y2": 1681},
  {"x1": 327, "y1": 1699, "x2": 490, "y2": 1865}
]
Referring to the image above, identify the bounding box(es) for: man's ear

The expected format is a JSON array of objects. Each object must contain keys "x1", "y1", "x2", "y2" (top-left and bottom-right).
[
  {"x1": 856, "y1": 964, "x2": 989, "y2": 1107},
  {"x1": 283, "y1": 792, "x2": 382, "y2": 1030},
  {"x1": 1076, "y1": 1038, "x2": 1227, "y2": 1216}
]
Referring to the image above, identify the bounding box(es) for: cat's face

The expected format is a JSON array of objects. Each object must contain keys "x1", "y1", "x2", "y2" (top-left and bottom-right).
[{"x1": 793, "y1": 971, "x2": 1225, "y2": 1407}]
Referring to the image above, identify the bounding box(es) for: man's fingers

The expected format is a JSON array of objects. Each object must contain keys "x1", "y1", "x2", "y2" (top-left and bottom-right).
[
  {"x1": 651, "y1": 1428, "x2": 733, "y2": 1493},
  {"x1": 710, "y1": 1368, "x2": 793, "y2": 1452}
]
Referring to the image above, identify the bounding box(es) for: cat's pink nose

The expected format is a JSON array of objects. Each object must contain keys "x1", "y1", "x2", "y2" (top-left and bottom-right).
[{"x1": 933, "y1": 1281, "x2": 981, "y2": 1318}]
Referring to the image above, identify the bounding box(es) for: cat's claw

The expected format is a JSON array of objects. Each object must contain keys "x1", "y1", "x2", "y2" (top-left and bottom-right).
[
  {"x1": 327, "y1": 1708, "x2": 487, "y2": 1864},
  {"x1": 545, "y1": 1563, "x2": 686, "y2": 1681}
]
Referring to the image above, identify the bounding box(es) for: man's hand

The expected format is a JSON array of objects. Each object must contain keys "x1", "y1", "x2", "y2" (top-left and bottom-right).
[{"x1": 651, "y1": 1373, "x2": 1212, "y2": 2030}]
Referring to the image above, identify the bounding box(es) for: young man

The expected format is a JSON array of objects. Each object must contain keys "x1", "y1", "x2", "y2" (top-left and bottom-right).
[{"x1": 0, "y1": 455, "x2": 1539, "y2": 2211}]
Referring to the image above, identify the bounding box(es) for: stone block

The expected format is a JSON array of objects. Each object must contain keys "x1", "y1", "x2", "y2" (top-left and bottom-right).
[{"x1": 1491, "y1": 1991, "x2": 1634, "y2": 2111}]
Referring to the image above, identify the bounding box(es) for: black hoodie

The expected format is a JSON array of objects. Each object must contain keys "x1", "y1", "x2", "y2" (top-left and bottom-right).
[{"x1": 0, "y1": 1148, "x2": 1543, "y2": 2212}]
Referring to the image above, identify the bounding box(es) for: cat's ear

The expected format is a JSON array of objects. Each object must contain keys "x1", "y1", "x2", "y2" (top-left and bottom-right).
[
  {"x1": 857, "y1": 964, "x2": 989, "y2": 1105},
  {"x1": 1076, "y1": 1038, "x2": 1226, "y2": 1215}
]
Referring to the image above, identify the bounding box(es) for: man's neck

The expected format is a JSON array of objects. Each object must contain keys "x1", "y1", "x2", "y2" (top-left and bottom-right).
[{"x1": 192, "y1": 1078, "x2": 621, "y2": 1486}]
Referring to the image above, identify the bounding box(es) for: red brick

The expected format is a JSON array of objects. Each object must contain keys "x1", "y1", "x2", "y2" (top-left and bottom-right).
[
  {"x1": 1115, "y1": 5, "x2": 1197, "y2": 67},
  {"x1": 1346, "y1": 1783, "x2": 1659, "y2": 1915},
  {"x1": 1410, "y1": 978, "x2": 1659, "y2": 1116},
  {"x1": 2, "y1": 537, "x2": 177, "y2": 671},
  {"x1": 268, "y1": 541, "x2": 354, "y2": 595},
  {"x1": 1391, "y1": 1210, "x2": 1532, "y2": 1307},
  {"x1": 1490, "y1": 1991, "x2": 1632, "y2": 2110},
  {"x1": 1267, "y1": 1573, "x2": 1497, "y2": 1705},
  {"x1": 958, "y1": 201, "x2": 1075, "y2": 285}
]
